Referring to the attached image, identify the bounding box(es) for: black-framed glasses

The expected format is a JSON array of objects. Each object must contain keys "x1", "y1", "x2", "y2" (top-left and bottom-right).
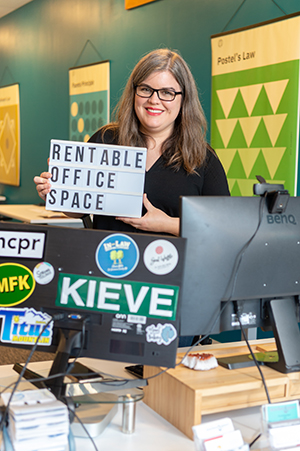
[{"x1": 135, "y1": 84, "x2": 183, "y2": 102}]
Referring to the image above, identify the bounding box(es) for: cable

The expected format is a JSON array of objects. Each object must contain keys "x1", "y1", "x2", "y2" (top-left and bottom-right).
[
  {"x1": 249, "y1": 432, "x2": 262, "y2": 448},
  {"x1": 178, "y1": 300, "x2": 232, "y2": 365},
  {"x1": 235, "y1": 303, "x2": 271, "y2": 404},
  {"x1": 65, "y1": 317, "x2": 89, "y2": 376},
  {"x1": 178, "y1": 194, "x2": 269, "y2": 374},
  {"x1": 223, "y1": 193, "x2": 266, "y2": 302},
  {"x1": 179, "y1": 193, "x2": 267, "y2": 364}
]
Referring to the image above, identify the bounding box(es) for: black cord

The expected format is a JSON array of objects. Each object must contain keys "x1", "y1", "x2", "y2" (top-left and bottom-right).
[
  {"x1": 178, "y1": 300, "x2": 232, "y2": 364},
  {"x1": 229, "y1": 194, "x2": 271, "y2": 404},
  {"x1": 223, "y1": 193, "x2": 266, "y2": 302},
  {"x1": 249, "y1": 432, "x2": 262, "y2": 448},
  {"x1": 180, "y1": 193, "x2": 267, "y2": 364},
  {"x1": 178, "y1": 194, "x2": 270, "y2": 389},
  {"x1": 235, "y1": 304, "x2": 271, "y2": 404},
  {"x1": 178, "y1": 193, "x2": 265, "y2": 360},
  {"x1": 65, "y1": 317, "x2": 88, "y2": 376}
]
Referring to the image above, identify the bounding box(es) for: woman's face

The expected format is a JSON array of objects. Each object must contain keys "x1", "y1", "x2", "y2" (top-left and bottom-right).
[{"x1": 134, "y1": 70, "x2": 182, "y2": 140}]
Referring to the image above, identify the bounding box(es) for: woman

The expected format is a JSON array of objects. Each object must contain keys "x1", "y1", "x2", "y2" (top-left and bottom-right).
[{"x1": 34, "y1": 48, "x2": 229, "y2": 235}]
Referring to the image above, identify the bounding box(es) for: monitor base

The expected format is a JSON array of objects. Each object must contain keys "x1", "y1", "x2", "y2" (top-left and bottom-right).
[{"x1": 71, "y1": 401, "x2": 118, "y2": 437}]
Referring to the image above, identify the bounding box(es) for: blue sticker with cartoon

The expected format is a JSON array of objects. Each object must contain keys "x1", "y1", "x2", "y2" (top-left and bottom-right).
[
  {"x1": 96, "y1": 233, "x2": 140, "y2": 278},
  {"x1": 146, "y1": 323, "x2": 177, "y2": 346}
]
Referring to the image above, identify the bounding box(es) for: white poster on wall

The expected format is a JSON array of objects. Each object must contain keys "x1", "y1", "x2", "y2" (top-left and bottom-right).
[{"x1": 45, "y1": 139, "x2": 147, "y2": 218}]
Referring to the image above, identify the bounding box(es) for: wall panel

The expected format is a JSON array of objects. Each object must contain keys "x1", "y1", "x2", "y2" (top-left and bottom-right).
[{"x1": 0, "y1": 0, "x2": 299, "y2": 203}]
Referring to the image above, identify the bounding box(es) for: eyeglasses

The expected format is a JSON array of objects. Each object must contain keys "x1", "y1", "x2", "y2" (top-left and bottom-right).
[{"x1": 135, "y1": 84, "x2": 183, "y2": 102}]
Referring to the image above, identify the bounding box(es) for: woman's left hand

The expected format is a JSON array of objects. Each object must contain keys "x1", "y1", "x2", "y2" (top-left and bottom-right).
[{"x1": 116, "y1": 194, "x2": 180, "y2": 236}]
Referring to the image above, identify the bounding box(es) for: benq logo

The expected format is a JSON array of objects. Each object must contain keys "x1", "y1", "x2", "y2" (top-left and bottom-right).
[{"x1": 267, "y1": 214, "x2": 297, "y2": 225}]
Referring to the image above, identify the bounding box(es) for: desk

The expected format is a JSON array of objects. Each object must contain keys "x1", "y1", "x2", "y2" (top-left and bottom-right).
[
  {"x1": 0, "y1": 204, "x2": 82, "y2": 227},
  {"x1": 0, "y1": 356, "x2": 269, "y2": 451},
  {"x1": 144, "y1": 339, "x2": 300, "y2": 443}
]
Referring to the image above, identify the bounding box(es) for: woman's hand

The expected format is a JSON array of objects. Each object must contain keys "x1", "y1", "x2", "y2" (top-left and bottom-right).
[
  {"x1": 116, "y1": 194, "x2": 180, "y2": 236},
  {"x1": 33, "y1": 171, "x2": 83, "y2": 219},
  {"x1": 33, "y1": 171, "x2": 52, "y2": 202}
]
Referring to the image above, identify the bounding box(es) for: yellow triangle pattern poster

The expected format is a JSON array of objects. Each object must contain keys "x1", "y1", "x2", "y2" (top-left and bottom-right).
[{"x1": 0, "y1": 84, "x2": 20, "y2": 186}]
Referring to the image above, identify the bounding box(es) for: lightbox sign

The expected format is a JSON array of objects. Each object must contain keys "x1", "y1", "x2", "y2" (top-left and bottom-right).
[
  {"x1": 55, "y1": 273, "x2": 179, "y2": 320},
  {"x1": 46, "y1": 139, "x2": 147, "y2": 218}
]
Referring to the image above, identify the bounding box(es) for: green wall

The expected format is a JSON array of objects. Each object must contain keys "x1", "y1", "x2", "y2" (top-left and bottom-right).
[{"x1": 0, "y1": 0, "x2": 299, "y2": 204}]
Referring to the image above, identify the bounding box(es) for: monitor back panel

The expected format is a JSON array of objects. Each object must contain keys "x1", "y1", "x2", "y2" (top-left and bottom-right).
[
  {"x1": 180, "y1": 196, "x2": 300, "y2": 336},
  {"x1": 0, "y1": 222, "x2": 186, "y2": 368}
]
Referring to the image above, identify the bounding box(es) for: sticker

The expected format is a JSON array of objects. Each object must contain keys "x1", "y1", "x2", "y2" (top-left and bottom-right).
[
  {"x1": 111, "y1": 313, "x2": 146, "y2": 336},
  {"x1": 33, "y1": 262, "x2": 55, "y2": 285},
  {"x1": 145, "y1": 323, "x2": 177, "y2": 346},
  {"x1": 231, "y1": 312, "x2": 257, "y2": 327},
  {"x1": 0, "y1": 230, "x2": 46, "y2": 259},
  {"x1": 0, "y1": 307, "x2": 53, "y2": 346},
  {"x1": 96, "y1": 233, "x2": 139, "y2": 278},
  {"x1": 143, "y1": 240, "x2": 179, "y2": 275},
  {"x1": 56, "y1": 273, "x2": 179, "y2": 320},
  {"x1": 0, "y1": 263, "x2": 35, "y2": 306},
  {"x1": 127, "y1": 314, "x2": 147, "y2": 325},
  {"x1": 136, "y1": 323, "x2": 144, "y2": 335}
]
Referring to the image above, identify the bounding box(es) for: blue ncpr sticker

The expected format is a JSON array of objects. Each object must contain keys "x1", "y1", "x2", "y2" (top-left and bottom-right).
[{"x1": 96, "y1": 233, "x2": 139, "y2": 278}]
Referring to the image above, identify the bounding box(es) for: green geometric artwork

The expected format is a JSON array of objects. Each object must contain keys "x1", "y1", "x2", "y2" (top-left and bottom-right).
[{"x1": 211, "y1": 60, "x2": 299, "y2": 196}]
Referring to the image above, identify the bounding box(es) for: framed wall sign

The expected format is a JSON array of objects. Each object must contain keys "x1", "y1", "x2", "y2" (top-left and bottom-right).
[
  {"x1": 0, "y1": 83, "x2": 20, "y2": 186},
  {"x1": 125, "y1": 0, "x2": 158, "y2": 10},
  {"x1": 69, "y1": 61, "x2": 110, "y2": 143}
]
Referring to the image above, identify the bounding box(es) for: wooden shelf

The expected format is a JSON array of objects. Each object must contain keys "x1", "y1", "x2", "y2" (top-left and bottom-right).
[{"x1": 143, "y1": 339, "x2": 300, "y2": 439}]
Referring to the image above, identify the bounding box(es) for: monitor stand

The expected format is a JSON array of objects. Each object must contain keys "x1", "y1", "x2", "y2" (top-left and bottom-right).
[
  {"x1": 264, "y1": 297, "x2": 300, "y2": 373},
  {"x1": 13, "y1": 326, "x2": 146, "y2": 437},
  {"x1": 69, "y1": 394, "x2": 119, "y2": 438},
  {"x1": 217, "y1": 297, "x2": 300, "y2": 372}
]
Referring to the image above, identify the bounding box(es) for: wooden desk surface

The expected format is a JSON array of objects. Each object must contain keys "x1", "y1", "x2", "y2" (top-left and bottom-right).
[
  {"x1": 0, "y1": 204, "x2": 82, "y2": 225},
  {"x1": 0, "y1": 357, "x2": 266, "y2": 451}
]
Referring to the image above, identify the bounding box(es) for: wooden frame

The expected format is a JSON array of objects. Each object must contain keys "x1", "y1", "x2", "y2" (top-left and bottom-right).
[{"x1": 125, "y1": 0, "x2": 157, "y2": 10}]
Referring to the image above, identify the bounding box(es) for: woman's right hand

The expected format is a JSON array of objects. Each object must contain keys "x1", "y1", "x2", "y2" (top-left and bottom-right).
[{"x1": 33, "y1": 171, "x2": 52, "y2": 201}]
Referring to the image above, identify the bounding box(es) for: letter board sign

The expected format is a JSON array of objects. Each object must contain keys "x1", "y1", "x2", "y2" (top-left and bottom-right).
[{"x1": 46, "y1": 139, "x2": 147, "y2": 217}]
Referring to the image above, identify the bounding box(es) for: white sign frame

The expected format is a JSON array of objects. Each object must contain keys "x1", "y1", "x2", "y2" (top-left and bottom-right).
[{"x1": 46, "y1": 139, "x2": 147, "y2": 218}]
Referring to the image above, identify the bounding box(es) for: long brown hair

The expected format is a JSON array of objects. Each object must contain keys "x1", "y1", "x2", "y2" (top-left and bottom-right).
[{"x1": 102, "y1": 49, "x2": 208, "y2": 173}]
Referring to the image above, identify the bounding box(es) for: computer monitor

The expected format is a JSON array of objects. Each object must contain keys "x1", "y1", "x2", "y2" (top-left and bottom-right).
[
  {"x1": 0, "y1": 221, "x2": 186, "y2": 396},
  {"x1": 179, "y1": 194, "x2": 300, "y2": 373}
]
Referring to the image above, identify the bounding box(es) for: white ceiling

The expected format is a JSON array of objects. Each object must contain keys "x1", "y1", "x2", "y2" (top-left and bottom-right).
[{"x1": 0, "y1": 0, "x2": 34, "y2": 20}]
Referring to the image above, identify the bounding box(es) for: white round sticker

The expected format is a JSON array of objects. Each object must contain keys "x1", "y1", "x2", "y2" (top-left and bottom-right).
[
  {"x1": 33, "y1": 262, "x2": 55, "y2": 285},
  {"x1": 143, "y1": 240, "x2": 179, "y2": 275}
]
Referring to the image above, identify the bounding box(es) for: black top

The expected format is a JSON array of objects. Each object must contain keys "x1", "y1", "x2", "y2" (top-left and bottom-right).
[{"x1": 89, "y1": 128, "x2": 230, "y2": 233}]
